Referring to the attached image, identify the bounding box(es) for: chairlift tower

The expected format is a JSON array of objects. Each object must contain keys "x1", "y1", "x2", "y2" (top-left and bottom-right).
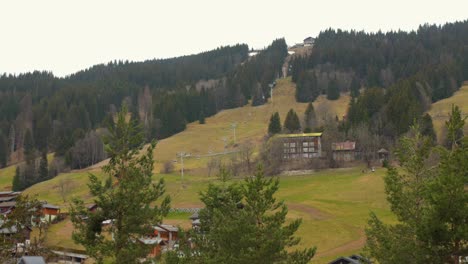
[
  {"x1": 230, "y1": 123, "x2": 237, "y2": 144},
  {"x1": 176, "y1": 152, "x2": 190, "y2": 184}
]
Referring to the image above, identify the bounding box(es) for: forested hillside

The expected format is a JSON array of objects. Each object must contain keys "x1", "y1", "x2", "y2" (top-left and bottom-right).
[
  {"x1": 0, "y1": 39, "x2": 287, "y2": 191},
  {"x1": 291, "y1": 20, "x2": 468, "y2": 139}
]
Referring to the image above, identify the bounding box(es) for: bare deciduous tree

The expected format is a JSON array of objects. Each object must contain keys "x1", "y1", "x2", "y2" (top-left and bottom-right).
[{"x1": 58, "y1": 178, "x2": 73, "y2": 202}]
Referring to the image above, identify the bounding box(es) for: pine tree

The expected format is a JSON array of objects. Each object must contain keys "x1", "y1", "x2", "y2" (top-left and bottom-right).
[
  {"x1": 365, "y1": 119, "x2": 468, "y2": 263},
  {"x1": 350, "y1": 76, "x2": 360, "y2": 98},
  {"x1": 327, "y1": 78, "x2": 340, "y2": 100},
  {"x1": 444, "y1": 104, "x2": 466, "y2": 149},
  {"x1": 38, "y1": 151, "x2": 48, "y2": 181},
  {"x1": 304, "y1": 102, "x2": 317, "y2": 131},
  {"x1": 70, "y1": 105, "x2": 170, "y2": 264},
  {"x1": 181, "y1": 166, "x2": 316, "y2": 263},
  {"x1": 268, "y1": 112, "x2": 282, "y2": 135},
  {"x1": 0, "y1": 132, "x2": 7, "y2": 168},
  {"x1": 12, "y1": 166, "x2": 22, "y2": 192},
  {"x1": 199, "y1": 110, "x2": 206, "y2": 124},
  {"x1": 284, "y1": 109, "x2": 301, "y2": 133},
  {"x1": 23, "y1": 129, "x2": 35, "y2": 165},
  {"x1": 419, "y1": 113, "x2": 436, "y2": 143}
]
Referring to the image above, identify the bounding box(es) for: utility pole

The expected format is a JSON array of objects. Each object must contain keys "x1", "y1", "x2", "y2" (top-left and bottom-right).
[
  {"x1": 176, "y1": 152, "x2": 189, "y2": 184},
  {"x1": 231, "y1": 123, "x2": 237, "y2": 144}
]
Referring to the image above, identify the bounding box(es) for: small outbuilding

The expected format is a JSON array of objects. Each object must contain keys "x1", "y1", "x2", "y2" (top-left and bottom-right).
[
  {"x1": 18, "y1": 256, "x2": 46, "y2": 264},
  {"x1": 329, "y1": 254, "x2": 371, "y2": 264},
  {"x1": 377, "y1": 148, "x2": 389, "y2": 161}
]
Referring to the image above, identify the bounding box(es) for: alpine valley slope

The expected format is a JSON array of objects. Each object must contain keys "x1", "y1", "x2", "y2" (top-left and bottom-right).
[{"x1": 2, "y1": 77, "x2": 399, "y2": 264}]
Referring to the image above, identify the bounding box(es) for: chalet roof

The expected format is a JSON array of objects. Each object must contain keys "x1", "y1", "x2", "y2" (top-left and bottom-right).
[
  {"x1": 42, "y1": 203, "x2": 60, "y2": 210},
  {"x1": 0, "y1": 191, "x2": 13, "y2": 195},
  {"x1": 192, "y1": 219, "x2": 201, "y2": 225},
  {"x1": 189, "y1": 212, "x2": 199, "y2": 220},
  {"x1": 155, "y1": 224, "x2": 179, "y2": 233},
  {"x1": 0, "y1": 220, "x2": 31, "y2": 234},
  {"x1": 377, "y1": 148, "x2": 389, "y2": 153},
  {"x1": 0, "y1": 196, "x2": 16, "y2": 202},
  {"x1": 332, "y1": 141, "x2": 356, "y2": 151},
  {"x1": 139, "y1": 237, "x2": 165, "y2": 245},
  {"x1": 329, "y1": 255, "x2": 371, "y2": 264},
  {"x1": 0, "y1": 201, "x2": 16, "y2": 208},
  {"x1": 87, "y1": 204, "x2": 98, "y2": 210},
  {"x1": 304, "y1": 37, "x2": 315, "y2": 42},
  {"x1": 275, "y1": 132, "x2": 323, "y2": 139},
  {"x1": 18, "y1": 256, "x2": 46, "y2": 264}
]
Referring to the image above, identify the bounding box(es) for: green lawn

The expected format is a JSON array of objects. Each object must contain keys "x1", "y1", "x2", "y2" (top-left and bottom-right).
[{"x1": 33, "y1": 166, "x2": 392, "y2": 263}]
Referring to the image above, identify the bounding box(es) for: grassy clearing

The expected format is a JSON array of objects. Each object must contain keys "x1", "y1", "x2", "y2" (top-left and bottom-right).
[
  {"x1": 36, "y1": 166, "x2": 392, "y2": 263},
  {"x1": 428, "y1": 85, "x2": 468, "y2": 143}
]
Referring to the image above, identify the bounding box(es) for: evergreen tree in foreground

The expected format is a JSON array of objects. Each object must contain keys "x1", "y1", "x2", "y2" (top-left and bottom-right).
[
  {"x1": 365, "y1": 109, "x2": 468, "y2": 263},
  {"x1": 284, "y1": 109, "x2": 301, "y2": 133},
  {"x1": 268, "y1": 112, "x2": 282, "y2": 135},
  {"x1": 171, "y1": 166, "x2": 316, "y2": 264},
  {"x1": 71, "y1": 106, "x2": 170, "y2": 264}
]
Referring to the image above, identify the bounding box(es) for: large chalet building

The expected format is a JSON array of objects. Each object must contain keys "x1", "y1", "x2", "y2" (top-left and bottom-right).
[{"x1": 275, "y1": 133, "x2": 322, "y2": 159}]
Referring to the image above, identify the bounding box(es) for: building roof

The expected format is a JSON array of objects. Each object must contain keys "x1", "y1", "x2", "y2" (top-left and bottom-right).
[
  {"x1": 18, "y1": 256, "x2": 46, "y2": 264},
  {"x1": 0, "y1": 201, "x2": 16, "y2": 208},
  {"x1": 275, "y1": 132, "x2": 323, "y2": 138},
  {"x1": 377, "y1": 148, "x2": 389, "y2": 153},
  {"x1": 304, "y1": 37, "x2": 315, "y2": 42},
  {"x1": 0, "y1": 196, "x2": 16, "y2": 202},
  {"x1": 155, "y1": 224, "x2": 179, "y2": 233},
  {"x1": 189, "y1": 212, "x2": 199, "y2": 220},
  {"x1": 192, "y1": 219, "x2": 201, "y2": 225},
  {"x1": 0, "y1": 191, "x2": 13, "y2": 195},
  {"x1": 332, "y1": 141, "x2": 356, "y2": 151},
  {"x1": 329, "y1": 255, "x2": 371, "y2": 264},
  {"x1": 42, "y1": 203, "x2": 60, "y2": 210},
  {"x1": 139, "y1": 237, "x2": 165, "y2": 245}
]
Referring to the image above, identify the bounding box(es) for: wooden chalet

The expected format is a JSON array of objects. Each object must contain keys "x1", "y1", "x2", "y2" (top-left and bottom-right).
[
  {"x1": 332, "y1": 141, "x2": 358, "y2": 162},
  {"x1": 41, "y1": 203, "x2": 60, "y2": 223},
  {"x1": 275, "y1": 133, "x2": 322, "y2": 159}
]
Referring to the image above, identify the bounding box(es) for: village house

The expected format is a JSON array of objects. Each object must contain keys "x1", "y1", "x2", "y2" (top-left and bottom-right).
[
  {"x1": 276, "y1": 133, "x2": 322, "y2": 160},
  {"x1": 332, "y1": 141, "x2": 358, "y2": 162},
  {"x1": 41, "y1": 203, "x2": 60, "y2": 223},
  {"x1": 303, "y1": 36, "x2": 315, "y2": 46},
  {"x1": 140, "y1": 224, "x2": 179, "y2": 258}
]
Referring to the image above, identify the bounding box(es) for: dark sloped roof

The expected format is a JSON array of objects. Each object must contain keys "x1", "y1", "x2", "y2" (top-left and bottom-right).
[
  {"x1": 189, "y1": 212, "x2": 199, "y2": 220},
  {"x1": 332, "y1": 141, "x2": 356, "y2": 151},
  {"x1": 19, "y1": 256, "x2": 46, "y2": 264}
]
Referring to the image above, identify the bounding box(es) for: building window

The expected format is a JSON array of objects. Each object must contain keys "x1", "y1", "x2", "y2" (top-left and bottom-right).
[
  {"x1": 290, "y1": 142, "x2": 296, "y2": 147},
  {"x1": 290, "y1": 147, "x2": 296, "y2": 153},
  {"x1": 303, "y1": 142, "x2": 309, "y2": 147}
]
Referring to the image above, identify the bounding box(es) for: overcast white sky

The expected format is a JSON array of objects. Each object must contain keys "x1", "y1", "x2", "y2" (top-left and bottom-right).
[{"x1": 1, "y1": 0, "x2": 467, "y2": 77}]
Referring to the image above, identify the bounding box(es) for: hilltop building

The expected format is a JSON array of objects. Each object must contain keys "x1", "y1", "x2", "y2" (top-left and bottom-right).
[
  {"x1": 303, "y1": 37, "x2": 315, "y2": 46},
  {"x1": 275, "y1": 133, "x2": 322, "y2": 159}
]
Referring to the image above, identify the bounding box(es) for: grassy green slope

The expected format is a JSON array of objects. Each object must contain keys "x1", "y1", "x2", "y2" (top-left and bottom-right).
[{"x1": 428, "y1": 85, "x2": 468, "y2": 143}]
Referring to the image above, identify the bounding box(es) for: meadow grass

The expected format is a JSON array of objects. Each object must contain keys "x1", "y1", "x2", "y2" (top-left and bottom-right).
[{"x1": 428, "y1": 85, "x2": 468, "y2": 143}]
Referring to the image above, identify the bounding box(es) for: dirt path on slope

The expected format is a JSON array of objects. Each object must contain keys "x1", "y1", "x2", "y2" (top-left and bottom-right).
[
  {"x1": 286, "y1": 203, "x2": 331, "y2": 220},
  {"x1": 315, "y1": 230, "x2": 366, "y2": 258}
]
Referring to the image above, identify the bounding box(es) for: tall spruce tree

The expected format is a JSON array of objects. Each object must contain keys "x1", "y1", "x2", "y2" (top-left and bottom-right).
[
  {"x1": 23, "y1": 129, "x2": 35, "y2": 165},
  {"x1": 70, "y1": 106, "x2": 170, "y2": 264},
  {"x1": 177, "y1": 166, "x2": 316, "y2": 264},
  {"x1": 365, "y1": 113, "x2": 468, "y2": 263},
  {"x1": 0, "y1": 132, "x2": 7, "y2": 168},
  {"x1": 419, "y1": 113, "x2": 436, "y2": 143},
  {"x1": 350, "y1": 76, "x2": 360, "y2": 98},
  {"x1": 38, "y1": 151, "x2": 48, "y2": 181},
  {"x1": 304, "y1": 102, "x2": 317, "y2": 132},
  {"x1": 327, "y1": 78, "x2": 340, "y2": 100},
  {"x1": 268, "y1": 112, "x2": 282, "y2": 135},
  {"x1": 284, "y1": 109, "x2": 301, "y2": 133}
]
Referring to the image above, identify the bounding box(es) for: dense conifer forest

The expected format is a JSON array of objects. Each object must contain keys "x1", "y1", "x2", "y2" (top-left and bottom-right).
[
  {"x1": 292, "y1": 20, "x2": 468, "y2": 139},
  {"x1": 1, "y1": 20, "x2": 468, "y2": 190}
]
